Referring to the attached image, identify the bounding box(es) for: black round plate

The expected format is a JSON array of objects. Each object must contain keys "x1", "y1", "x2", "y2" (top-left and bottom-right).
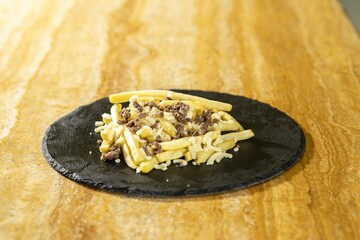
[{"x1": 42, "y1": 90, "x2": 305, "y2": 197}]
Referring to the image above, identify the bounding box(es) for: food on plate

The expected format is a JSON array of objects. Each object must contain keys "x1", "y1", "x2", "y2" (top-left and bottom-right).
[{"x1": 95, "y1": 90, "x2": 254, "y2": 173}]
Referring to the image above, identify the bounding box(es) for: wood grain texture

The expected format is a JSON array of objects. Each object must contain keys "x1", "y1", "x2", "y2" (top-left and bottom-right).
[{"x1": 0, "y1": 0, "x2": 359, "y2": 239}]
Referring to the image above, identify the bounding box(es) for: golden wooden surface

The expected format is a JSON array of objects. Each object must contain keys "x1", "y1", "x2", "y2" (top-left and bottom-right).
[{"x1": 0, "y1": 0, "x2": 359, "y2": 239}]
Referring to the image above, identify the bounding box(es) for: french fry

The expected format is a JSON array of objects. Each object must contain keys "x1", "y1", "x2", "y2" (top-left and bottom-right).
[
  {"x1": 217, "y1": 139, "x2": 236, "y2": 151},
  {"x1": 160, "y1": 137, "x2": 191, "y2": 151},
  {"x1": 196, "y1": 150, "x2": 214, "y2": 164},
  {"x1": 121, "y1": 142, "x2": 137, "y2": 169},
  {"x1": 123, "y1": 128, "x2": 145, "y2": 164},
  {"x1": 100, "y1": 125, "x2": 114, "y2": 142},
  {"x1": 221, "y1": 129, "x2": 255, "y2": 142},
  {"x1": 184, "y1": 151, "x2": 192, "y2": 161},
  {"x1": 110, "y1": 103, "x2": 122, "y2": 123},
  {"x1": 136, "y1": 97, "x2": 163, "y2": 103},
  {"x1": 166, "y1": 91, "x2": 232, "y2": 111},
  {"x1": 139, "y1": 157, "x2": 158, "y2": 173},
  {"x1": 136, "y1": 125, "x2": 154, "y2": 138},
  {"x1": 156, "y1": 149, "x2": 186, "y2": 163},
  {"x1": 99, "y1": 140, "x2": 112, "y2": 153},
  {"x1": 195, "y1": 139, "x2": 235, "y2": 164},
  {"x1": 109, "y1": 90, "x2": 168, "y2": 103},
  {"x1": 217, "y1": 111, "x2": 243, "y2": 131},
  {"x1": 158, "y1": 119, "x2": 176, "y2": 137}
]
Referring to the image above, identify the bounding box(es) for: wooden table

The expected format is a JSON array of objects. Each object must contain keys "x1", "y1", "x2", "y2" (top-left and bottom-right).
[{"x1": 1, "y1": 0, "x2": 359, "y2": 239}]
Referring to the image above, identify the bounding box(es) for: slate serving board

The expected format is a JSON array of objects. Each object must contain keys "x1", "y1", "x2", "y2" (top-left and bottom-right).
[{"x1": 42, "y1": 90, "x2": 305, "y2": 197}]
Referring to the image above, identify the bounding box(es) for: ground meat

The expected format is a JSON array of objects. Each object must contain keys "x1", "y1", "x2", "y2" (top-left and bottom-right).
[
  {"x1": 144, "y1": 101, "x2": 157, "y2": 108},
  {"x1": 119, "y1": 108, "x2": 131, "y2": 124},
  {"x1": 164, "y1": 102, "x2": 190, "y2": 124},
  {"x1": 165, "y1": 102, "x2": 189, "y2": 113},
  {"x1": 139, "y1": 112, "x2": 146, "y2": 118},
  {"x1": 194, "y1": 110, "x2": 213, "y2": 125},
  {"x1": 174, "y1": 111, "x2": 187, "y2": 124},
  {"x1": 153, "y1": 141, "x2": 162, "y2": 154},
  {"x1": 101, "y1": 144, "x2": 121, "y2": 161},
  {"x1": 126, "y1": 119, "x2": 143, "y2": 132},
  {"x1": 151, "y1": 120, "x2": 160, "y2": 129},
  {"x1": 174, "y1": 123, "x2": 187, "y2": 138},
  {"x1": 132, "y1": 100, "x2": 143, "y2": 112},
  {"x1": 187, "y1": 129, "x2": 199, "y2": 136},
  {"x1": 155, "y1": 135, "x2": 162, "y2": 142},
  {"x1": 144, "y1": 101, "x2": 162, "y2": 110}
]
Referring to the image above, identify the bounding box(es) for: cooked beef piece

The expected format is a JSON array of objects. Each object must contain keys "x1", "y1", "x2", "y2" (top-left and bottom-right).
[
  {"x1": 101, "y1": 144, "x2": 121, "y2": 161},
  {"x1": 119, "y1": 108, "x2": 131, "y2": 124},
  {"x1": 174, "y1": 123, "x2": 187, "y2": 138},
  {"x1": 126, "y1": 119, "x2": 143, "y2": 132},
  {"x1": 132, "y1": 100, "x2": 143, "y2": 112},
  {"x1": 153, "y1": 141, "x2": 162, "y2": 154}
]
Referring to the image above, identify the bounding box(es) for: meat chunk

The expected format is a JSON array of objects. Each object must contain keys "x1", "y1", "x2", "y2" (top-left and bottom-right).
[
  {"x1": 126, "y1": 119, "x2": 144, "y2": 132},
  {"x1": 101, "y1": 144, "x2": 121, "y2": 161}
]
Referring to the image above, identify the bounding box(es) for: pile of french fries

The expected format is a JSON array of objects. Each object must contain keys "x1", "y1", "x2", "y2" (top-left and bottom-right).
[{"x1": 94, "y1": 90, "x2": 254, "y2": 173}]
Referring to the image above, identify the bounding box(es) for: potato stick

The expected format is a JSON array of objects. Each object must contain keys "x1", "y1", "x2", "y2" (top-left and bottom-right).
[
  {"x1": 202, "y1": 130, "x2": 219, "y2": 144},
  {"x1": 145, "y1": 135, "x2": 155, "y2": 142},
  {"x1": 166, "y1": 91, "x2": 232, "y2": 111},
  {"x1": 109, "y1": 90, "x2": 168, "y2": 103},
  {"x1": 114, "y1": 126, "x2": 123, "y2": 141},
  {"x1": 116, "y1": 134, "x2": 126, "y2": 144},
  {"x1": 136, "y1": 97, "x2": 163, "y2": 103},
  {"x1": 144, "y1": 116, "x2": 156, "y2": 125},
  {"x1": 110, "y1": 103, "x2": 122, "y2": 123},
  {"x1": 195, "y1": 139, "x2": 235, "y2": 164},
  {"x1": 139, "y1": 118, "x2": 151, "y2": 126},
  {"x1": 196, "y1": 150, "x2": 214, "y2": 164},
  {"x1": 136, "y1": 125, "x2": 153, "y2": 138},
  {"x1": 221, "y1": 129, "x2": 255, "y2": 142},
  {"x1": 123, "y1": 128, "x2": 145, "y2": 164},
  {"x1": 219, "y1": 121, "x2": 241, "y2": 132},
  {"x1": 156, "y1": 149, "x2": 187, "y2": 163},
  {"x1": 102, "y1": 113, "x2": 112, "y2": 124},
  {"x1": 100, "y1": 125, "x2": 115, "y2": 142},
  {"x1": 121, "y1": 142, "x2": 137, "y2": 169},
  {"x1": 184, "y1": 151, "x2": 192, "y2": 161},
  {"x1": 188, "y1": 146, "x2": 197, "y2": 159},
  {"x1": 160, "y1": 137, "x2": 191, "y2": 151},
  {"x1": 216, "y1": 139, "x2": 236, "y2": 151},
  {"x1": 159, "y1": 119, "x2": 177, "y2": 137},
  {"x1": 217, "y1": 111, "x2": 243, "y2": 131},
  {"x1": 99, "y1": 140, "x2": 112, "y2": 153},
  {"x1": 159, "y1": 131, "x2": 172, "y2": 142},
  {"x1": 133, "y1": 134, "x2": 147, "y2": 144},
  {"x1": 139, "y1": 157, "x2": 158, "y2": 173},
  {"x1": 129, "y1": 110, "x2": 139, "y2": 120}
]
